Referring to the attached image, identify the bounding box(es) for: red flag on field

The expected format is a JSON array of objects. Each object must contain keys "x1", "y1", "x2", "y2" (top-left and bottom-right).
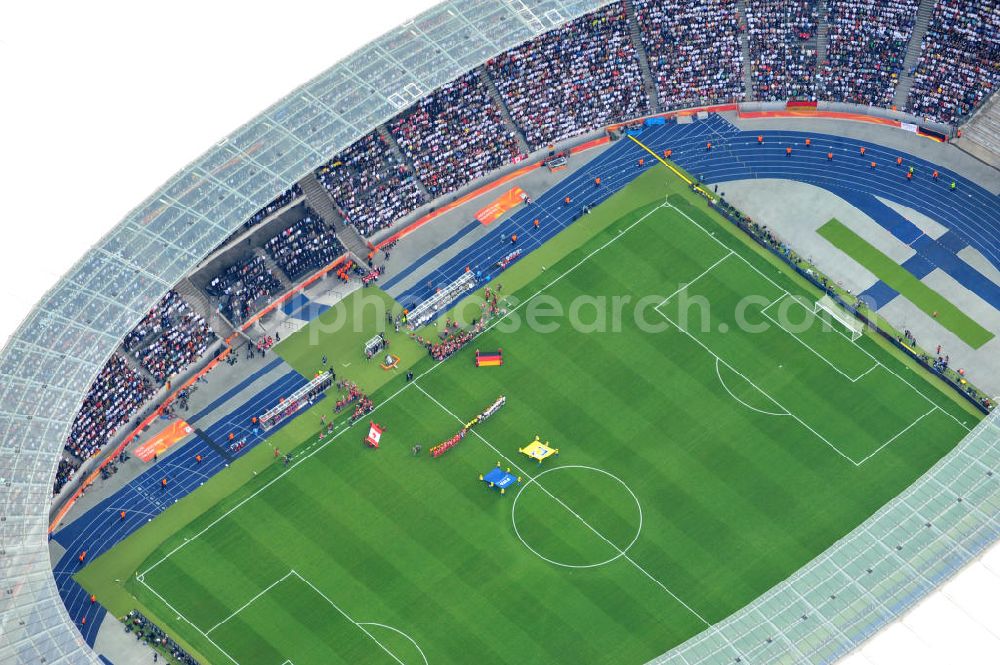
[{"x1": 366, "y1": 422, "x2": 383, "y2": 449}]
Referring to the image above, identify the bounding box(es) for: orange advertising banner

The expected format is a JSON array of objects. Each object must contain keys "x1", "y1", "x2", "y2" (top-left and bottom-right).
[
  {"x1": 134, "y1": 419, "x2": 193, "y2": 462},
  {"x1": 475, "y1": 186, "x2": 526, "y2": 225}
]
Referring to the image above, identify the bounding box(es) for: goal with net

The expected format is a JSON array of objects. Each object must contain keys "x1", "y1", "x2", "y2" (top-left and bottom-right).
[{"x1": 814, "y1": 295, "x2": 864, "y2": 341}]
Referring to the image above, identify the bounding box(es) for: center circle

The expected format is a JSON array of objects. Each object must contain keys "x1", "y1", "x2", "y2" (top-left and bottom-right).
[{"x1": 511, "y1": 465, "x2": 642, "y2": 569}]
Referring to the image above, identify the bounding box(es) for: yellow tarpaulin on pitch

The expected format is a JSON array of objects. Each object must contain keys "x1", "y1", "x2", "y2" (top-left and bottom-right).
[{"x1": 519, "y1": 436, "x2": 558, "y2": 463}]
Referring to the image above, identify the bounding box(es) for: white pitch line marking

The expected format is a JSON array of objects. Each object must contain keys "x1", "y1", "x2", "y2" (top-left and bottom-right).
[{"x1": 412, "y1": 383, "x2": 712, "y2": 629}]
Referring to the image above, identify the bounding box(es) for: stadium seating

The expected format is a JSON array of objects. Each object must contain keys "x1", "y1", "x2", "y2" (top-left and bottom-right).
[
  {"x1": 389, "y1": 71, "x2": 522, "y2": 197},
  {"x1": 634, "y1": 0, "x2": 745, "y2": 110},
  {"x1": 315, "y1": 131, "x2": 425, "y2": 236},
  {"x1": 207, "y1": 255, "x2": 282, "y2": 323},
  {"x1": 907, "y1": 0, "x2": 1000, "y2": 124},
  {"x1": 263, "y1": 208, "x2": 346, "y2": 280},
  {"x1": 65, "y1": 354, "x2": 153, "y2": 459},
  {"x1": 486, "y1": 2, "x2": 649, "y2": 149},
  {"x1": 133, "y1": 313, "x2": 215, "y2": 385},
  {"x1": 125, "y1": 290, "x2": 215, "y2": 385},
  {"x1": 819, "y1": 0, "x2": 919, "y2": 107},
  {"x1": 746, "y1": 0, "x2": 819, "y2": 101},
  {"x1": 244, "y1": 185, "x2": 302, "y2": 230},
  {"x1": 53, "y1": 458, "x2": 78, "y2": 495}
]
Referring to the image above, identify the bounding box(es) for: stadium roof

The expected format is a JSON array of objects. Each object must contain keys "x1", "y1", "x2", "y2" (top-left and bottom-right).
[{"x1": 0, "y1": 1, "x2": 612, "y2": 662}]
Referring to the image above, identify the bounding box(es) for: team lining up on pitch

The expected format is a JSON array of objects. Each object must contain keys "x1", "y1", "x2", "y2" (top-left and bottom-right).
[{"x1": 101, "y1": 163, "x2": 976, "y2": 664}]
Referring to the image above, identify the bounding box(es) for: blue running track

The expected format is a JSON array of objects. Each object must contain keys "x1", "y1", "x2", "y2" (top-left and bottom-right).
[
  {"x1": 396, "y1": 115, "x2": 999, "y2": 316},
  {"x1": 53, "y1": 368, "x2": 307, "y2": 646}
]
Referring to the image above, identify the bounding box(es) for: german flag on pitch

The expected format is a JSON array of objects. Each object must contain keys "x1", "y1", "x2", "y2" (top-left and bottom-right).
[{"x1": 475, "y1": 349, "x2": 503, "y2": 367}]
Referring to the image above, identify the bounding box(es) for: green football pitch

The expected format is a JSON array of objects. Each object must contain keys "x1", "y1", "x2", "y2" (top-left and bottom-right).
[{"x1": 93, "y1": 168, "x2": 978, "y2": 665}]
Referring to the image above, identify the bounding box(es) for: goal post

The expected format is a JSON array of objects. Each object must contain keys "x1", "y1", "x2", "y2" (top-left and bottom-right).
[{"x1": 814, "y1": 295, "x2": 863, "y2": 341}]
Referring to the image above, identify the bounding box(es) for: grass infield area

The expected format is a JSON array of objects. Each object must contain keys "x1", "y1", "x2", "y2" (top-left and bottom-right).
[
  {"x1": 79, "y1": 166, "x2": 979, "y2": 665},
  {"x1": 817, "y1": 218, "x2": 994, "y2": 349}
]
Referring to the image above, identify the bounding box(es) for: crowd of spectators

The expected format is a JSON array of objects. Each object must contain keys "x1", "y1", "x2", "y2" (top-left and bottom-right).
[
  {"x1": 66, "y1": 354, "x2": 153, "y2": 459},
  {"x1": 634, "y1": 0, "x2": 744, "y2": 110},
  {"x1": 819, "y1": 0, "x2": 919, "y2": 107},
  {"x1": 245, "y1": 184, "x2": 302, "y2": 230},
  {"x1": 746, "y1": 0, "x2": 819, "y2": 101},
  {"x1": 316, "y1": 131, "x2": 425, "y2": 237},
  {"x1": 907, "y1": 0, "x2": 1000, "y2": 124},
  {"x1": 53, "y1": 458, "x2": 79, "y2": 495},
  {"x1": 123, "y1": 290, "x2": 215, "y2": 385},
  {"x1": 208, "y1": 255, "x2": 282, "y2": 323},
  {"x1": 122, "y1": 610, "x2": 198, "y2": 665},
  {"x1": 486, "y1": 2, "x2": 648, "y2": 149},
  {"x1": 389, "y1": 72, "x2": 522, "y2": 198},
  {"x1": 263, "y1": 209, "x2": 345, "y2": 280},
  {"x1": 133, "y1": 302, "x2": 215, "y2": 385}
]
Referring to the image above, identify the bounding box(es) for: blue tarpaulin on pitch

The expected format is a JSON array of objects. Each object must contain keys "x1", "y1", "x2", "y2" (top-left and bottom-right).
[{"x1": 483, "y1": 467, "x2": 517, "y2": 489}]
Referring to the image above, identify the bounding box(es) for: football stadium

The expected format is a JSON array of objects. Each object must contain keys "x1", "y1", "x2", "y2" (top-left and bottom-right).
[{"x1": 3, "y1": 1, "x2": 1000, "y2": 664}]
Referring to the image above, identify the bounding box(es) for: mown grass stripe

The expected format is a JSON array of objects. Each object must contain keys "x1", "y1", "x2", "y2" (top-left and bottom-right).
[{"x1": 818, "y1": 218, "x2": 993, "y2": 348}]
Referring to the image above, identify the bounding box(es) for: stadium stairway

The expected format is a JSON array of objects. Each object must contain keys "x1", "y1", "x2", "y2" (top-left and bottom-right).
[
  {"x1": 893, "y1": 0, "x2": 935, "y2": 110},
  {"x1": 622, "y1": 0, "x2": 661, "y2": 113},
  {"x1": 477, "y1": 66, "x2": 533, "y2": 154},
  {"x1": 175, "y1": 276, "x2": 235, "y2": 340},
  {"x1": 736, "y1": 0, "x2": 754, "y2": 102},
  {"x1": 52, "y1": 366, "x2": 308, "y2": 648},
  {"x1": 338, "y1": 223, "x2": 375, "y2": 263},
  {"x1": 120, "y1": 351, "x2": 159, "y2": 388},
  {"x1": 957, "y1": 94, "x2": 1000, "y2": 169},
  {"x1": 298, "y1": 172, "x2": 347, "y2": 231},
  {"x1": 376, "y1": 123, "x2": 433, "y2": 202},
  {"x1": 815, "y1": 0, "x2": 829, "y2": 77}
]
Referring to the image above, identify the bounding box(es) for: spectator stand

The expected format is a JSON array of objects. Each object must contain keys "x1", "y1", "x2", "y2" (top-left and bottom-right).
[
  {"x1": 906, "y1": 0, "x2": 1000, "y2": 125},
  {"x1": 314, "y1": 130, "x2": 426, "y2": 237},
  {"x1": 205, "y1": 253, "x2": 283, "y2": 325},
  {"x1": 124, "y1": 290, "x2": 216, "y2": 387},
  {"x1": 819, "y1": 0, "x2": 920, "y2": 107},
  {"x1": 204, "y1": 185, "x2": 305, "y2": 261},
  {"x1": 64, "y1": 354, "x2": 154, "y2": 461},
  {"x1": 486, "y1": 2, "x2": 649, "y2": 150},
  {"x1": 745, "y1": 0, "x2": 820, "y2": 102},
  {"x1": 634, "y1": 0, "x2": 745, "y2": 111},
  {"x1": 263, "y1": 206, "x2": 346, "y2": 281},
  {"x1": 389, "y1": 70, "x2": 523, "y2": 199}
]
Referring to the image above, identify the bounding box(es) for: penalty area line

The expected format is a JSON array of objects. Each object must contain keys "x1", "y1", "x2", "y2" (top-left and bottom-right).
[
  {"x1": 290, "y1": 570, "x2": 406, "y2": 665},
  {"x1": 206, "y1": 571, "x2": 296, "y2": 634},
  {"x1": 853, "y1": 408, "x2": 936, "y2": 466},
  {"x1": 138, "y1": 576, "x2": 243, "y2": 665}
]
